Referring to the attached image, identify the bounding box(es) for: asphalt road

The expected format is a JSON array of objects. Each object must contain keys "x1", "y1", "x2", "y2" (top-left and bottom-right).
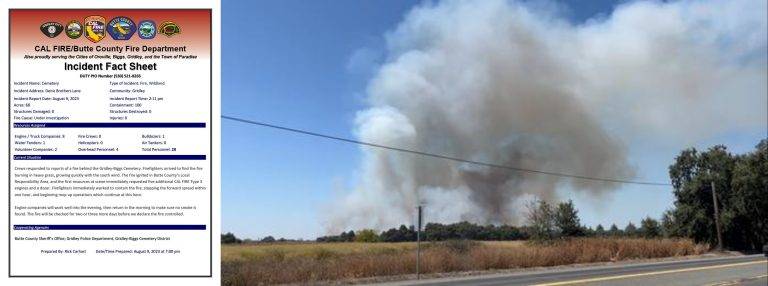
[{"x1": 379, "y1": 255, "x2": 767, "y2": 286}]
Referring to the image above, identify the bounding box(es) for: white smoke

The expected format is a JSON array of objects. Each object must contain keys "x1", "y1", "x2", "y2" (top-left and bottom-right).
[{"x1": 327, "y1": 0, "x2": 767, "y2": 231}]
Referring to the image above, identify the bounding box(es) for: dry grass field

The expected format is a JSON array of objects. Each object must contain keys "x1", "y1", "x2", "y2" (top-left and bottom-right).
[{"x1": 221, "y1": 238, "x2": 707, "y2": 285}]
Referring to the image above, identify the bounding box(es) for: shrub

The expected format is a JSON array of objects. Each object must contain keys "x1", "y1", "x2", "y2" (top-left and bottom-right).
[
  {"x1": 355, "y1": 229, "x2": 380, "y2": 242},
  {"x1": 222, "y1": 232, "x2": 242, "y2": 244}
]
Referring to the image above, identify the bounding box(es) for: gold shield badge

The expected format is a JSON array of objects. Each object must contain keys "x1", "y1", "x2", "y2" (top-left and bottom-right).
[{"x1": 84, "y1": 15, "x2": 106, "y2": 43}]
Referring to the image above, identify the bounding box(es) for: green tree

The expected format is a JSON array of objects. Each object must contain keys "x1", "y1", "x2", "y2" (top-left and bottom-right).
[
  {"x1": 728, "y1": 140, "x2": 768, "y2": 250},
  {"x1": 526, "y1": 199, "x2": 555, "y2": 241},
  {"x1": 668, "y1": 146, "x2": 733, "y2": 247},
  {"x1": 221, "y1": 232, "x2": 241, "y2": 244},
  {"x1": 595, "y1": 224, "x2": 606, "y2": 236},
  {"x1": 661, "y1": 209, "x2": 678, "y2": 238},
  {"x1": 624, "y1": 222, "x2": 638, "y2": 237},
  {"x1": 380, "y1": 225, "x2": 417, "y2": 242},
  {"x1": 555, "y1": 200, "x2": 584, "y2": 237},
  {"x1": 640, "y1": 217, "x2": 661, "y2": 238},
  {"x1": 453, "y1": 221, "x2": 480, "y2": 239},
  {"x1": 340, "y1": 230, "x2": 356, "y2": 242},
  {"x1": 668, "y1": 143, "x2": 766, "y2": 251},
  {"x1": 608, "y1": 224, "x2": 622, "y2": 236},
  {"x1": 354, "y1": 229, "x2": 380, "y2": 242}
]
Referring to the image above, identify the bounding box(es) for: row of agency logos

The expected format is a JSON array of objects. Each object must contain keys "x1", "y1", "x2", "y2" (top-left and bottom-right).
[{"x1": 40, "y1": 16, "x2": 180, "y2": 43}]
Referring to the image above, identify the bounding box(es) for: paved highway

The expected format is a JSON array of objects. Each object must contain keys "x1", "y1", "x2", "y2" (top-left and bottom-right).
[{"x1": 378, "y1": 255, "x2": 767, "y2": 286}]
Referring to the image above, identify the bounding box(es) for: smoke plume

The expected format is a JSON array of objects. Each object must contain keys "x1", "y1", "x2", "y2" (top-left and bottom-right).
[{"x1": 328, "y1": 0, "x2": 767, "y2": 231}]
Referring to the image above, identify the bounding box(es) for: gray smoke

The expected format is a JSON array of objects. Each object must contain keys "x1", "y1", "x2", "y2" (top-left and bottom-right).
[{"x1": 327, "y1": 0, "x2": 767, "y2": 231}]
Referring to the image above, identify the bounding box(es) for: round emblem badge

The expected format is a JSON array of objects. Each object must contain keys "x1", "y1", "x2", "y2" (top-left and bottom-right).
[
  {"x1": 138, "y1": 20, "x2": 156, "y2": 39},
  {"x1": 66, "y1": 20, "x2": 82, "y2": 39}
]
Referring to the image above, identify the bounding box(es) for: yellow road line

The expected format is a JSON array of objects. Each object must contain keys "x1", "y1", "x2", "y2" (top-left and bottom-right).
[{"x1": 533, "y1": 260, "x2": 766, "y2": 286}]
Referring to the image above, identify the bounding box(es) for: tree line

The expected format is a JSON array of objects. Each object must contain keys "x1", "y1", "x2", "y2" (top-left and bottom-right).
[
  {"x1": 224, "y1": 140, "x2": 766, "y2": 252},
  {"x1": 314, "y1": 199, "x2": 666, "y2": 243},
  {"x1": 224, "y1": 214, "x2": 666, "y2": 244},
  {"x1": 316, "y1": 222, "x2": 530, "y2": 243}
]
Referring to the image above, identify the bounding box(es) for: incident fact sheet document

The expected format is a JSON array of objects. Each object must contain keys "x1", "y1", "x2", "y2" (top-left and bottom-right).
[{"x1": 9, "y1": 9, "x2": 212, "y2": 277}]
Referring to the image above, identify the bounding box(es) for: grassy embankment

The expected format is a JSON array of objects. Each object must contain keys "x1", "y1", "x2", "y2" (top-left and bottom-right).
[{"x1": 221, "y1": 238, "x2": 708, "y2": 285}]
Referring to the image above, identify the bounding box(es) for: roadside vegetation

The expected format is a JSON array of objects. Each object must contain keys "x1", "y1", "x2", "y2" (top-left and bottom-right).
[
  {"x1": 221, "y1": 197, "x2": 709, "y2": 285},
  {"x1": 221, "y1": 141, "x2": 766, "y2": 285},
  {"x1": 221, "y1": 238, "x2": 706, "y2": 285}
]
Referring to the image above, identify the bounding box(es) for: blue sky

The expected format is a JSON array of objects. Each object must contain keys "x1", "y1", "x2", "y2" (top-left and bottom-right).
[{"x1": 221, "y1": 0, "x2": 766, "y2": 240}]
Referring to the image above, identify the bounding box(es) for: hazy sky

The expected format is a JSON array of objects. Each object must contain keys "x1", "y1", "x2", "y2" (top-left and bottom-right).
[{"x1": 222, "y1": 0, "x2": 767, "y2": 239}]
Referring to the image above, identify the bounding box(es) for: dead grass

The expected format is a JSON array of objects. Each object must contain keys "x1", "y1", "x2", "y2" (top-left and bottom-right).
[
  {"x1": 221, "y1": 242, "x2": 417, "y2": 262},
  {"x1": 221, "y1": 238, "x2": 707, "y2": 285}
]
